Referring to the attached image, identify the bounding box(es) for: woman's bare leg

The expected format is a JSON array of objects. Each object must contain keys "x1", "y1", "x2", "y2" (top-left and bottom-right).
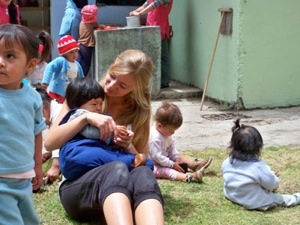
[
  {"x1": 103, "y1": 193, "x2": 134, "y2": 225},
  {"x1": 135, "y1": 199, "x2": 164, "y2": 225}
]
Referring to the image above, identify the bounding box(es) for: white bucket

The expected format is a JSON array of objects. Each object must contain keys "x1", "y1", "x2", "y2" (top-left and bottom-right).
[{"x1": 126, "y1": 16, "x2": 141, "y2": 28}]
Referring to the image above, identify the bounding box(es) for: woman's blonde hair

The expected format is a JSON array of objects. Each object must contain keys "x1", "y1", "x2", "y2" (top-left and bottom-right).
[{"x1": 102, "y1": 49, "x2": 153, "y2": 154}]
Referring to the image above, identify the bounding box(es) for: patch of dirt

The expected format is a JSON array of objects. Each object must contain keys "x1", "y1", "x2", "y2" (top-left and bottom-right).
[{"x1": 201, "y1": 113, "x2": 251, "y2": 121}]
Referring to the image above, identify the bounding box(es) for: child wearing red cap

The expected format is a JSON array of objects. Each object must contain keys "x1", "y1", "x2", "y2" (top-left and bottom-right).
[
  {"x1": 42, "y1": 35, "x2": 84, "y2": 103},
  {"x1": 77, "y1": 4, "x2": 106, "y2": 76}
]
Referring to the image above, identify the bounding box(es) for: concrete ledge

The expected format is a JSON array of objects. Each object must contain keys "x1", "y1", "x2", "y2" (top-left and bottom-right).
[{"x1": 154, "y1": 81, "x2": 202, "y2": 100}]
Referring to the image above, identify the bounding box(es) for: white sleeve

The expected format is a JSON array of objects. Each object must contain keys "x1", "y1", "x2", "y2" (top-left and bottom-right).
[
  {"x1": 50, "y1": 100, "x2": 63, "y2": 159},
  {"x1": 149, "y1": 140, "x2": 174, "y2": 168},
  {"x1": 50, "y1": 100, "x2": 63, "y2": 123},
  {"x1": 52, "y1": 149, "x2": 59, "y2": 158}
]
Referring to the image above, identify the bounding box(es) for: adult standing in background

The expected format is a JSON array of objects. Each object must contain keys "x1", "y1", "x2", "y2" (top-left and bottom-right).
[
  {"x1": 130, "y1": 0, "x2": 173, "y2": 88},
  {"x1": 0, "y1": 0, "x2": 20, "y2": 25},
  {"x1": 59, "y1": 0, "x2": 88, "y2": 40}
]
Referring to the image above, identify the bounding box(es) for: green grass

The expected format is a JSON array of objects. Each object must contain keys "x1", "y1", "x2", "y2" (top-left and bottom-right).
[{"x1": 35, "y1": 146, "x2": 300, "y2": 225}]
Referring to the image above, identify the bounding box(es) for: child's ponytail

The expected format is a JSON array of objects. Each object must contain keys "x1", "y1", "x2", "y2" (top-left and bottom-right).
[
  {"x1": 232, "y1": 118, "x2": 241, "y2": 133},
  {"x1": 37, "y1": 31, "x2": 53, "y2": 63}
]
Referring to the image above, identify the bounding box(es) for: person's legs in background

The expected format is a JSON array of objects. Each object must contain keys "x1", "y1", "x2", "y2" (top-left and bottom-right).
[
  {"x1": 161, "y1": 38, "x2": 170, "y2": 88},
  {"x1": 77, "y1": 44, "x2": 93, "y2": 76}
]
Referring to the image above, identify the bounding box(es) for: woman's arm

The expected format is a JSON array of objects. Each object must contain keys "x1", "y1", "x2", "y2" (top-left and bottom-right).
[
  {"x1": 44, "y1": 102, "x2": 117, "y2": 151},
  {"x1": 130, "y1": 3, "x2": 154, "y2": 17}
]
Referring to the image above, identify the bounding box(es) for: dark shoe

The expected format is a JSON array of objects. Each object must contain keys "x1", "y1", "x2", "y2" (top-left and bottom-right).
[{"x1": 161, "y1": 83, "x2": 169, "y2": 88}]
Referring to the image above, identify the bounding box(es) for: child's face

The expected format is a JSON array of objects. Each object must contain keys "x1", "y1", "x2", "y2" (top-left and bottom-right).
[
  {"x1": 80, "y1": 98, "x2": 104, "y2": 114},
  {"x1": 103, "y1": 72, "x2": 134, "y2": 97},
  {"x1": 63, "y1": 49, "x2": 79, "y2": 62},
  {"x1": 156, "y1": 123, "x2": 179, "y2": 137},
  {"x1": 0, "y1": 0, "x2": 12, "y2": 6},
  {"x1": 0, "y1": 39, "x2": 37, "y2": 90}
]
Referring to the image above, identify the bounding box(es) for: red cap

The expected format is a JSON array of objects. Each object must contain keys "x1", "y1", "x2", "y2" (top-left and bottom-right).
[{"x1": 57, "y1": 35, "x2": 79, "y2": 55}]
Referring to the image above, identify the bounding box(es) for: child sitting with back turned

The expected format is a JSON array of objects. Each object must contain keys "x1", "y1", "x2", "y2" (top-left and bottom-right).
[
  {"x1": 149, "y1": 101, "x2": 212, "y2": 183},
  {"x1": 42, "y1": 35, "x2": 84, "y2": 103},
  {"x1": 58, "y1": 77, "x2": 152, "y2": 181},
  {"x1": 222, "y1": 119, "x2": 300, "y2": 210},
  {"x1": 0, "y1": 24, "x2": 47, "y2": 224}
]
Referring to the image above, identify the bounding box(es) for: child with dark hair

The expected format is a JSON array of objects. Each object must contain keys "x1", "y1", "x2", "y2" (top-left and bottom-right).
[
  {"x1": 59, "y1": 77, "x2": 153, "y2": 181},
  {"x1": 0, "y1": 0, "x2": 20, "y2": 25},
  {"x1": 0, "y1": 23, "x2": 46, "y2": 224},
  {"x1": 149, "y1": 101, "x2": 212, "y2": 183},
  {"x1": 27, "y1": 30, "x2": 53, "y2": 88},
  {"x1": 222, "y1": 119, "x2": 300, "y2": 210}
]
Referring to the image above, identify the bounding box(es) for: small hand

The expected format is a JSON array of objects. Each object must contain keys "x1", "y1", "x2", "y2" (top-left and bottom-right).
[
  {"x1": 32, "y1": 166, "x2": 43, "y2": 192},
  {"x1": 114, "y1": 129, "x2": 134, "y2": 150},
  {"x1": 43, "y1": 165, "x2": 60, "y2": 185},
  {"x1": 175, "y1": 157, "x2": 183, "y2": 164},
  {"x1": 173, "y1": 162, "x2": 185, "y2": 173},
  {"x1": 42, "y1": 151, "x2": 52, "y2": 163}
]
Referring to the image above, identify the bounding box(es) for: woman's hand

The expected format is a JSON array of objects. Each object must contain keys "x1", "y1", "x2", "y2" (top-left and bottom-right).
[
  {"x1": 86, "y1": 112, "x2": 117, "y2": 142},
  {"x1": 130, "y1": 11, "x2": 139, "y2": 16}
]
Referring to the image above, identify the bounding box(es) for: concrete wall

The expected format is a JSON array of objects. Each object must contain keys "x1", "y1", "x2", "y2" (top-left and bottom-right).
[{"x1": 169, "y1": 0, "x2": 300, "y2": 108}]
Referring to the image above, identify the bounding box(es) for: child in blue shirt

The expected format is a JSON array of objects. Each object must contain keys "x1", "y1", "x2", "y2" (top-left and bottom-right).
[
  {"x1": 0, "y1": 24, "x2": 47, "y2": 224},
  {"x1": 222, "y1": 119, "x2": 300, "y2": 210},
  {"x1": 42, "y1": 35, "x2": 84, "y2": 103}
]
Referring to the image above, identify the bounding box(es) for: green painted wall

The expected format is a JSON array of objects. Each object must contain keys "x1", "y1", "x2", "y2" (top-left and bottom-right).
[{"x1": 169, "y1": 0, "x2": 300, "y2": 108}]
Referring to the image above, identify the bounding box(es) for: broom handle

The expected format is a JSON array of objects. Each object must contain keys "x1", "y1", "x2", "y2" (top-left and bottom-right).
[{"x1": 200, "y1": 12, "x2": 225, "y2": 111}]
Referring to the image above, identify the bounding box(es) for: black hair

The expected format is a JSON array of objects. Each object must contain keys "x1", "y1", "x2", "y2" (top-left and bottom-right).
[
  {"x1": 74, "y1": 0, "x2": 88, "y2": 9},
  {"x1": 8, "y1": 1, "x2": 20, "y2": 24},
  {"x1": 229, "y1": 118, "x2": 263, "y2": 162},
  {"x1": 37, "y1": 30, "x2": 53, "y2": 63},
  {"x1": 65, "y1": 77, "x2": 105, "y2": 109},
  {"x1": 154, "y1": 100, "x2": 183, "y2": 128},
  {"x1": 35, "y1": 88, "x2": 52, "y2": 112},
  {"x1": 35, "y1": 88, "x2": 52, "y2": 103},
  {"x1": 0, "y1": 24, "x2": 39, "y2": 61}
]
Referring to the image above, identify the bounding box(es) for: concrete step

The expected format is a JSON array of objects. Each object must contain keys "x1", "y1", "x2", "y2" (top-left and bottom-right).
[{"x1": 154, "y1": 81, "x2": 202, "y2": 100}]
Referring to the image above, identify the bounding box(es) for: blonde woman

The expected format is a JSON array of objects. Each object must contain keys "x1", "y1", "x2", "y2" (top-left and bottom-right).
[{"x1": 44, "y1": 49, "x2": 164, "y2": 225}]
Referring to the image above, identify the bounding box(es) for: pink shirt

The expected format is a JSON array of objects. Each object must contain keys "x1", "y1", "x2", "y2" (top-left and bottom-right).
[
  {"x1": 0, "y1": 2, "x2": 20, "y2": 25},
  {"x1": 146, "y1": 0, "x2": 173, "y2": 39},
  {"x1": 0, "y1": 2, "x2": 9, "y2": 24}
]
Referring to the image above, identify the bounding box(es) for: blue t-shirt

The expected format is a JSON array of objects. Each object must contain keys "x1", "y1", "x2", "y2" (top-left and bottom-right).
[{"x1": 0, "y1": 85, "x2": 46, "y2": 174}]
